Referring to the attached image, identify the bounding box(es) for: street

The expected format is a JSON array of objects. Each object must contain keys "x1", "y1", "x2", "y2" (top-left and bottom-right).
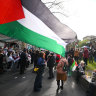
[{"x1": 0, "y1": 65, "x2": 86, "y2": 96}]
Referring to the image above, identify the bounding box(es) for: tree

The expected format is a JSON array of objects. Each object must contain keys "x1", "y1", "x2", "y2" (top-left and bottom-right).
[
  {"x1": 78, "y1": 39, "x2": 89, "y2": 47},
  {"x1": 42, "y1": 0, "x2": 69, "y2": 17}
]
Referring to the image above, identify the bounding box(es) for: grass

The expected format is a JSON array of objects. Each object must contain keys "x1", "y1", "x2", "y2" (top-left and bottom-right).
[
  {"x1": 78, "y1": 60, "x2": 96, "y2": 76},
  {"x1": 85, "y1": 61, "x2": 96, "y2": 76},
  {"x1": 86, "y1": 61, "x2": 96, "y2": 71}
]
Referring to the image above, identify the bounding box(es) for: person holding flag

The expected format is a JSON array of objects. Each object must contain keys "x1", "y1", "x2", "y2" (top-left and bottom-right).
[{"x1": 70, "y1": 59, "x2": 78, "y2": 72}]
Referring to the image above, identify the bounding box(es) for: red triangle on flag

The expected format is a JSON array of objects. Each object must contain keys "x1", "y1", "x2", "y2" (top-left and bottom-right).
[
  {"x1": 0, "y1": 0, "x2": 25, "y2": 24},
  {"x1": 75, "y1": 61, "x2": 78, "y2": 66}
]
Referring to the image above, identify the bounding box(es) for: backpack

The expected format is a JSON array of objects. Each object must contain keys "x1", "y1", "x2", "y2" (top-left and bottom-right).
[{"x1": 62, "y1": 62, "x2": 67, "y2": 71}]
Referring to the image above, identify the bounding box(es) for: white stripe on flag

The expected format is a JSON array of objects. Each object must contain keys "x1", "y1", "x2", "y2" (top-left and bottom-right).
[{"x1": 17, "y1": 7, "x2": 66, "y2": 47}]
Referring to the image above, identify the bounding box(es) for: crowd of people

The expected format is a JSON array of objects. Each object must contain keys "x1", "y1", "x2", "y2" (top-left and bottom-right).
[
  {"x1": 0, "y1": 48, "x2": 31, "y2": 74},
  {"x1": 0, "y1": 47, "x2": 96, "y2": 95},
  {"x1": 0, "y1": 47, "x2": 68, "y2": 92},
  {"x1": 66, "y1": 47, "x2": 96, "y2": 65},
  {"x1": 67, "y1": 47, "x2": 96, "y2": 96}
]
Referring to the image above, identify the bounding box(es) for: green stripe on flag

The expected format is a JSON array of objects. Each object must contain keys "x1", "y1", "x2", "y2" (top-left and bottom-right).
[
  {"x1": 0, "y1": 21, "x2": 65, "y2": 57},
  {"x1": 70, "y1": 60, "x2": 75, "y2": 71}
]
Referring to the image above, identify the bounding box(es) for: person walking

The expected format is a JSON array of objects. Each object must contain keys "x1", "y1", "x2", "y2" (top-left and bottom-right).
[
  {"x1": 19, "y1": 48, "x2": 28, "y2": 74},
  {"x1": 34, "y1": 52, "x2": 45, "y2": 92},
  {"x1": 47, "y1": 53, "x2": 55, "y2": 79},
  {"x1": 56, "y1": 57, "x2": 68, "y2": 92},
  {"x1": 74, "y1": 48, "x2": 79, "y2": 63},
  {"x1": 83, "y1": 48, "x2": 89, "y2": 65},
  {"x1": 67, "y1": 54, "x2": 73, "y2": 76}
]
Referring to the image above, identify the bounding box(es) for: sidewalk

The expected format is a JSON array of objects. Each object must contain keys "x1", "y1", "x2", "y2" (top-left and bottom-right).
[{"x1": 0, "y1": 66, "x2": 86, "y2": 96}]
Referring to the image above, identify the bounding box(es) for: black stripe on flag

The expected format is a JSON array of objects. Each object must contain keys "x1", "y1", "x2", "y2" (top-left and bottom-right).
[{"x1": 21, "y1": 0, "x2": 77, "y2": 42}]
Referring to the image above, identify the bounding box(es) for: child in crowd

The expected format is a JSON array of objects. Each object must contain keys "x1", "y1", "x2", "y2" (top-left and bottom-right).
[{"x1": 76, "y1": 60, "x2": 85, "y2": 83}]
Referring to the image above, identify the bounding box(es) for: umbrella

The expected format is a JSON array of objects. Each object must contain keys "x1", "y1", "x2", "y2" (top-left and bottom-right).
[{"x1": 81, "y1": 46, "x2": 90, "y2": 48}]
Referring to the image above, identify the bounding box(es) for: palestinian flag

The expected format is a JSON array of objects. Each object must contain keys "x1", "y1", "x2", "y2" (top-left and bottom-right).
[
  {"x1": 0, "y1": 0, "x2": 66, "y2": 56},
  {"x1": 0, "y1": 0, "x2": 25, "y2": 24},
  {"x1": 70, "y1": 60, "x2": 78, "y2": 71}
]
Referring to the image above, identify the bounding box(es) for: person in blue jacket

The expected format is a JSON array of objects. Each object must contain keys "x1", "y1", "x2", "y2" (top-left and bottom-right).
[{"x1": 34, "y1": 52, "x2": 45, "y2": 92}]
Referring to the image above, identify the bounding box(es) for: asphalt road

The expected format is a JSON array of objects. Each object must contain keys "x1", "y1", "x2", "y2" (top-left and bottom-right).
[{"x1": 0, "y1": 66, "x2": 86, "y2": 96}]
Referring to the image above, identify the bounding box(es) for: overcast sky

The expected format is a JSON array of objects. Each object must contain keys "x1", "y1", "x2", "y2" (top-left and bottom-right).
[{"x1": 42, "y1": 0, "x2": 96, "y2": 40}]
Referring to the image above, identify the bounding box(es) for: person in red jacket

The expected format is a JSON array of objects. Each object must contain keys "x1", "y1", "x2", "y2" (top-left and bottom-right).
[{"x1": 83, "y1": 48, "x2": 89, "y2": 65}]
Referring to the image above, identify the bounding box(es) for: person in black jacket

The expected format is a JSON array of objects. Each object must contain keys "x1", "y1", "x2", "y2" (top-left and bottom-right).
[
  {"x1": 19, "y1": 48, "x2": 28, "y2": 74},
  {"x1": 29, "y1": 49, "x2": 34, "y2": 64},
  {"x1": 34, "y1": 50, "x2": 39, "y2": 68},
  {"x1": 67, "y1": 54, "x2": 73, "y2": 76},
  {"x1": 69, "y1": 48, "x2": 74, "y2": 58},
  {"x1": 47, "y1": 53, "x2": 55, "y2": 79},
  {"x1": 45, "y1": 50, "x2": 49, "y2": 61}
]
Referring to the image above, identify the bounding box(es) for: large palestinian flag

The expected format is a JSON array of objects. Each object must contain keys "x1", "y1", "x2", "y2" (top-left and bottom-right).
[{"x1": 0, "y1": 0, "x2": 67, "y2": 56}]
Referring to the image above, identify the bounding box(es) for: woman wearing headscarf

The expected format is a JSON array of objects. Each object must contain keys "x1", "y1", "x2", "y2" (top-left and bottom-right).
[{"x1": 56, "y1": 57, "x2": 68, "y2": 92}]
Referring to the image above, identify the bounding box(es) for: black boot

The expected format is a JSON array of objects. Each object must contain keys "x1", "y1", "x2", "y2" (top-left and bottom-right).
[
  {"x1": 60, "y1": 86, "x2": 63, "y2": 90},
  {"x1": 57, "y1": 80, "x2": 60, "y2": 93},
  {"x1": 56, "y1": 86, "x2": 60, "y2": 93}
]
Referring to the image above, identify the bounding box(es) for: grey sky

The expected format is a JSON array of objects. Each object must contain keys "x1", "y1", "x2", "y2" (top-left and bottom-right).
[{"x1": 42, "y1": 0, "x2": 96, "y2": 40}]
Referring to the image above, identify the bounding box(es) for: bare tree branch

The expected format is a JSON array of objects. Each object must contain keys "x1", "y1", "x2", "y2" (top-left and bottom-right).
[
  {"x1": 44, "y1": 2, "x2": 54, "y2": 4},
  {"x1": 52, "y1": 1, "x2": 64, "y2": 9},
  {"x1": 57, "y1": 4, "x2": 62, "y2": 9},
  {"x1": 52, "y1": 12, "x2": 69, "y2": 17},
  {"x1": 42, "y1": 0, "x2": 69, "y2": 17},
  {"x1": 47, "y1": 1, "x2": 64, "y2": 9},
  {"x1": 53, "y1": 1, "x2": 64, "y2": 5},
  {"x1": 44, "y1": 1, "x2": 64, "y2": 5},
  {"x1": 48, "y1": 0, "x2": 56, "y2": 9}
]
